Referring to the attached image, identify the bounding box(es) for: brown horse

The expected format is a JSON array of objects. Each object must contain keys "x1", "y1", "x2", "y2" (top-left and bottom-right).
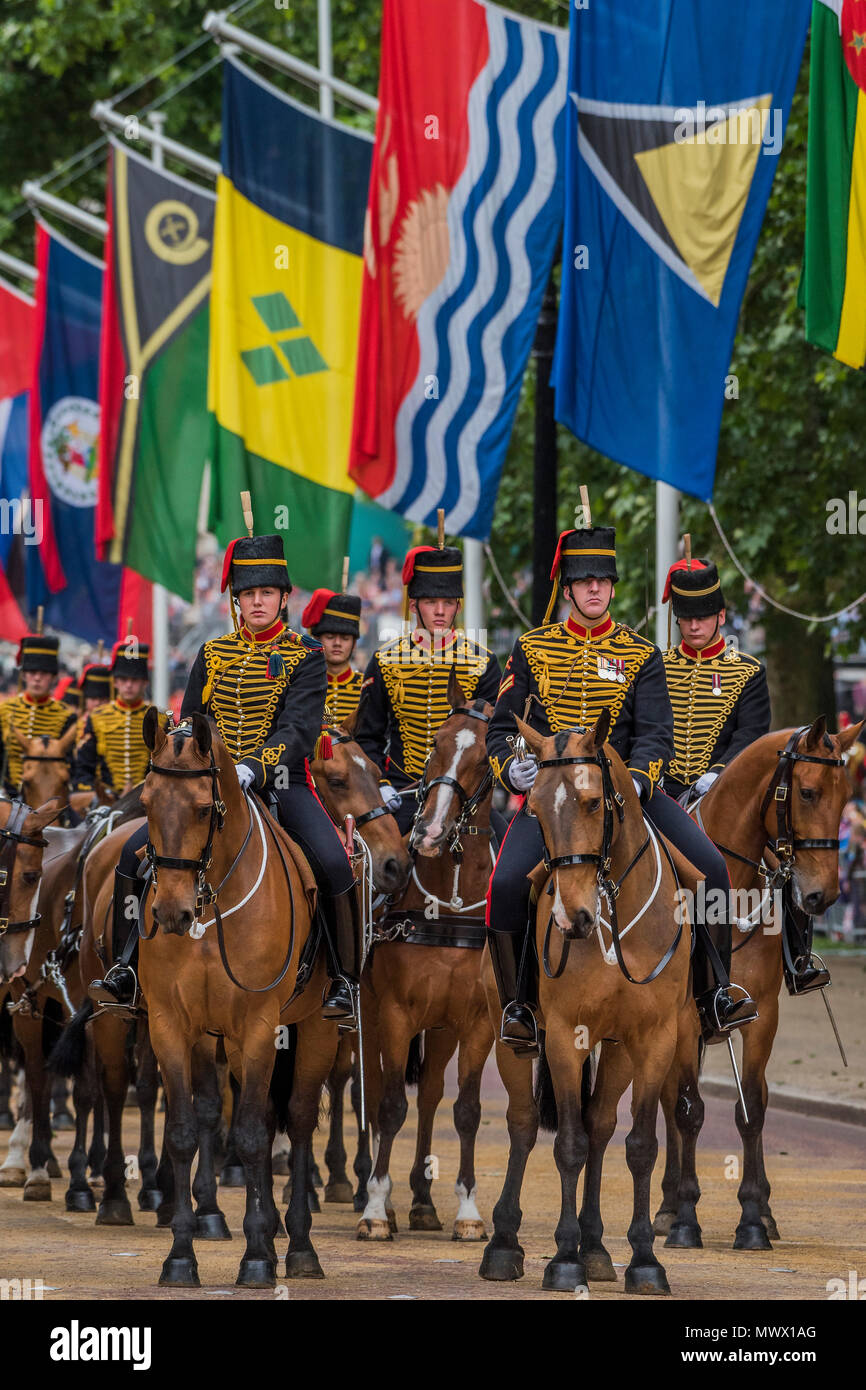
[
  {"x1": 652, "y1": 715, "x2": 863, "y2": 1251},
  {"x1": 14, "y1": 727, "x2": 98, "y2": 825},
  {"x1": 131, "y1": 710, "x2": 340, "y2": 1287},
  {"x1": 357, "y1": 671, "x2": 496, "y2": 1242},
  {"x1": 479, "y1": 711, "x2": 693, "y2": 1293}
]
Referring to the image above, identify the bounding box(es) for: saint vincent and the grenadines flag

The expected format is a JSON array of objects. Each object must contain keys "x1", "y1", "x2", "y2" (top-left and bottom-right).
[
  {"x1": 208, "y1": 58, "x2": 372, "y2": 589},
  {"x1": 553, "y1": 0, "x2": 811, "y2": 502},
  {"x1": 802, "y1": 0, "x2": 866, "y2": 368},
  {"x1": 97, "y1": 140, "x2": 215, "y2": 600}
]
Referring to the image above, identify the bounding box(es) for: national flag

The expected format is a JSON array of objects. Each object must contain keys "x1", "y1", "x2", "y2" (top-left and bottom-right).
[
  {"x1": 0, "y1": 272, "x2": 35, "y2": 402},
  {"x1": 553, "y1": 0, "x2": 812, "y2": 502},
  {"x1": 96, "y1": 141, "x2": 215, "y2": 599},
  {"x1": 27, "y1": 221, "x2": 122, "y2": 643},
  {"x1": 349, "y1": 0, "x2": 568, "y2": 540},
  {"x1": 802, "y1": 0, "x2": 866, "y2": 368},
  {"x1": 208, "y1": 59, "x2": 372, "y2": 589}
]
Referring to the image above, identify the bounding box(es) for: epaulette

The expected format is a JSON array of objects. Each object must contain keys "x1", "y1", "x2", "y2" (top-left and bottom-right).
[
  {"x1": 723, "y1": 646, "x2": 760, "y2": 667},
  {"x1": 612, "y1": 622, "x2": 654, "y2": 648},
  {"x1": 298, "y1": 632, "x2": 322, "y2": 652}
]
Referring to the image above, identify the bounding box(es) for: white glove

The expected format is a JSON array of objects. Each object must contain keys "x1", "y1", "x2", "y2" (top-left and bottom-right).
[
  {"x1": 695, "y1": 771, "x2": 719, "y2": 796},
  {"x1": 381, "y1": 784, "x2": 402, "y2": 811},
  {"x1": 237, "y1": 764, "x2": 256, "y2": 791},
  {"x1": 631, "y1": 776, "x2": 645, "y2": 800},
  {"x1": 510, "y1": 757, "x2": 538, "y2": 793}
]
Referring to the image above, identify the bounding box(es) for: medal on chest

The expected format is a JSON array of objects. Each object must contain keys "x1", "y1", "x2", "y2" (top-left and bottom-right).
[
  {"x1": 597, "y1": 655, "x2": 625, "y2": 684},
  {"x1": 711, "y1": 671, "x2": 722, "y2": 696}
]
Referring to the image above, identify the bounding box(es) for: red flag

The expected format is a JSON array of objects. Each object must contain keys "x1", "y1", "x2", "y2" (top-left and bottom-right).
[{"x1": 0, "y1": 275, "x2": 35, "y2": 401}]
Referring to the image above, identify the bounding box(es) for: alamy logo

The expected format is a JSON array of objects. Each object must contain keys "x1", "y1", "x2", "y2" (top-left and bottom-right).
[{"x1": 49, "y1": 1321, "x2": 152, "y2": 1371}]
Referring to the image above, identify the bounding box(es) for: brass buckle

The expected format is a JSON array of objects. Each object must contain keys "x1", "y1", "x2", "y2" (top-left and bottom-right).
[
  {"x1": 775, "y1": 785, "x2": 788, "y2": 801},
  {"x1": 0, "y1": 918, "x2": 8, "y2": 935},
  {"x1": 0, "y1": 869, "x2": 7, "y2": 887}
]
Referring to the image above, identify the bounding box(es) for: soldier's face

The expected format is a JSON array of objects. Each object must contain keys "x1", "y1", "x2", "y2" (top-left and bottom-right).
[
  {"x1": 319, "y1": 632, "x2": 355, "y2": 667},
  {"x1": 680, "y1": 610, "x2": 725, "y2": 650},
  {"x1": 84, "y1": 696, "x2": 103, "y2": 712},
  {"x1": 565, "y1": 578, "x2": 614, "y2": 622},
  {"x1": 115, "y1": 677, "x2": 146, "y2": 704},
  {"x1": 238, "y1": 587, "x2": 284, "y2": 631},
  {"x1": 23, "y1": 671, "x2": 53, "y2": 698},
  {"x1": 413, "y1": 598, "x2": 459, "y2": 632}
]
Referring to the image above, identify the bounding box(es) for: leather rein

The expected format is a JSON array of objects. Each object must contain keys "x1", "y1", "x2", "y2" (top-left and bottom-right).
[
  {"x1": 325, "y1": 727, "x2": 396, "y2": 830},
  {"x1": 536, "y1": 746, "x2": 683, "y2": 986}
]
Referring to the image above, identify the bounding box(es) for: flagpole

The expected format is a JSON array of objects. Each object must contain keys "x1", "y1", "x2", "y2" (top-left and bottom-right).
[
  {"x1": 655, "y1": 481, "x2": 680, "y2": 648},
  {"x1": 91, "y1": 102, "x2": 220, "y2": 180},
  {"x1": 318, "y1": 0, "x2": 334, "y2": 121},
  {"x1": 148, "y1": 111, "x2": 171, "y2": 712},
  {"x1": 0, "y1": 249, "x2": 37, "y2": 284}
]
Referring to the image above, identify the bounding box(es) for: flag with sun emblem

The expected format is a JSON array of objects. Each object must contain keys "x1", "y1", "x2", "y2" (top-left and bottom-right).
[
  {"x1": 348, "y1": 0, "x2": 569, "y2": 540},
  {"x1": 554, "y1": 0, "x2": 811, "y2": 502}
]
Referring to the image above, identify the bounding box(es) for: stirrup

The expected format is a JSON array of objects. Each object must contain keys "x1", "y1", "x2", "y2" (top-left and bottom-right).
[
  {"x1": 88, "y1": 964, "x2": 140, "y2": 1015},
  {"x1": 699, "y1": 983, "x2": 758, "y2": 1041},
  {"x1": 786, "y1": 951, "x2": 831, "y2": 997},
  {"x1": 321, "y1": 975, "x2": 359, "y2": 1028},
  {"x1": 499, "y1": 1001, "x2": 540, "y2": 1058}
]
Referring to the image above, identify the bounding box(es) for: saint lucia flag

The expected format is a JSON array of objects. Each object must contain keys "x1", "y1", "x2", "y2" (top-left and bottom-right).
[
  {"x1": 553, "y1": 0, "x2": 811, "y2": 501},
  {"x1": 208, "y1": 59, "x2": 372, "y2": 588}
]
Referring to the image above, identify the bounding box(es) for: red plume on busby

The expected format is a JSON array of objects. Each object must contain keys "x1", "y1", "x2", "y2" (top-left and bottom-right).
[
  {"x1": 302, "y1": 589, "x2": 337, "y2": 629},
  {"x1": 662, "y1": 557, "x2": 708, "y2": 604},
  {"x1": 401, "y1": 547, "x2": 435, "y2": 587},
  {"x1": 220, "y1": 539, "x2": 239, "y2": 593}
]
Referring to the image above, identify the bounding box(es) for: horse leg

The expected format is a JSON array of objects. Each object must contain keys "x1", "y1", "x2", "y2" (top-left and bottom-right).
[
  {"x1": 51, "y1": 1072, "x2": 74, "y2": 1129},
  {"x1": 452, "y1": 1021, "x2": 492, "y2": 1242},
  {"x1": 351, "y1": 1053, "x2": 372, "y2": 1211},
  {"x1": 191, "y1": 1040, "x2": 231, "y2": 1241},
  {"x1": 733, "y1": 1002, "x2": 778, "y2": 1251},
  {"x1": 21, "y1": 1018, "x2": 53, "y2": 1200},
  {"x1": 219, "y1": 1072, "x2": 245, "y2": 1187},
  {"x1": 357, "y1": 1011, "x2": 410, "y2": 1241},
  {"x1": 653, "y1": 1053, "x2": 683, "y2": 1237},
  {"x1": 756, "y1": 1135, "x2": 780, "y2": 1240},
  {"x1": 283, "y1": 1013, "x2": 337, "y2": 1280},
  {"x1": 665, "y1": 1011, "x2": 705, "y2": 1250},
  {"x1": 156, "y1": 1048, "x2": 200, "y2": 1288},
  {"x1": 86, "y1": 1067, "x2": 106, "y2": 1182},
  {"x1": 408, "y1": 1029, "x2": 453, "y2": 1231},
  {"x1": 579, "y1": 1040, "x2": 631, "y2": 1281},
  {"x1": 479, "y1": 1041, "x2": 538, "y2": 1282},
  {"x1": 622, "y1": 1049, "x2": 672, "y2": 1295},
  {"x1": 323, "y1": 1032, "x2": 354, "y2": 1203},
  {"x1": 94, "y1": 1020, "x2": 134, "y2": 1225},
  {"x1": 135, "y1": 1028, "x2": 162, "y2": 1211},
  {"x1": 65, "y1": 1064, "x2": 96, "y2": 1211},
  {"x1": 0, "y1": 1050, "x2": 14, "y2": 1127},
  {"x1": 540, "y1": 1025, "x2": 590, "y2": 1293}
]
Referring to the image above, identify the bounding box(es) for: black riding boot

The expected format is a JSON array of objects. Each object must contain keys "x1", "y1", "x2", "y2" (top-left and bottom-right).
[
  {"x1": 487, "y1": 927, "x2": 539, "y2": 1058},
  {"x1": 782, "y1": 898, "x2": 830, "y2": 995},
  {"x1": 87, "y1": 869, "x2": 141, "y2": 1009},
  {"x1": 321, "y1": 885, "x2": 364, "y2": 1026},
  {"x1": 693, "y1": 911, "x2": 758, "y2": 1043}
]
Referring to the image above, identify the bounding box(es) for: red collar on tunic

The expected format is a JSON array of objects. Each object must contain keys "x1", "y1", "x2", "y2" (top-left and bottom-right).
[
  {"x1": 680, "y1": 636, "x2": 726, "y2": 661},
  {"x1": 565, "y1": 614, "x2": 614, "y2": 641},
  {"x1": 241, "y1": 618, "x2": 286, "y2": 645}
]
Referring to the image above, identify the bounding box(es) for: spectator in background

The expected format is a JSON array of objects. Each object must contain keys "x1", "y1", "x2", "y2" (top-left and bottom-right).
[{"x1": 368, "y1": 535, "x2": 391, "y2": 591}]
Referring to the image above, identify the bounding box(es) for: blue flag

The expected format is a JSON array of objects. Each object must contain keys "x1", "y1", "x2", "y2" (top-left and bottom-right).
[
  {"x1": 553, "y1": 0, "x2": 811, "y2": 500},
  {"x1": 28, "y1": 222, "x2": 121, "y2": 642}
]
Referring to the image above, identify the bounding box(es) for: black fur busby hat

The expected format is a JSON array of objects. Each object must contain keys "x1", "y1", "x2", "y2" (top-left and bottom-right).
[
  {"x1": 221, "y1": 534, "x2": 292, "y2": 597},
  {"x1": 552, "y1": 527, "x2": 619, "y2": 586},
  {"x1": 78, "y1": 663, "x2": 112, "y2": 701},
  {"x1": 18, "y1": 634, "x2": 60, "y2": 674},
  {"x1": 663, "y1": 560, "x2": 725, "y2": 619},
  {"x1": 402, "y1": 545, "x2": 464, "y2": 600},
  {"x1": 301, "y1": 589, "x2": 361, "y2": 638},
  {"x1": 110, "y1": 641, "x2": 150, "y2": 682}
]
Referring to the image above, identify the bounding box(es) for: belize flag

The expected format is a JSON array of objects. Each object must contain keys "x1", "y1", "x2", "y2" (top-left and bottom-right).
[
  {"x1": 28, "y1": 221, "x2": 121, "y2": 643},
  {"x1": 349, "y1": 0, "x2": 568, "y2": 540}
]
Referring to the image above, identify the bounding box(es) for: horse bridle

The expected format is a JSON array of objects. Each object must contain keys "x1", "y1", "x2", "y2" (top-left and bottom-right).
[
  {"x1": 534, "y1": 742, "x2": 682, "y2": 986},
  {"x1": 412, "y1": 705, "x2": 494, "y2": 859},
  {"x1": 325, "y1": 728, "x2": 395, "y2": 829},
  {"x1": 145, "y1": 749, "x2": 227, "y2": 919},
  {"x1": 0, "y1": 800, "x2": 47, "y2": 938}
]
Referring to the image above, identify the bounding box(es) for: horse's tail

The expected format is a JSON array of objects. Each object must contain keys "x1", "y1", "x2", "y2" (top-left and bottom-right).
[
  {"x1": 0, "y1": 997, "x2": 18, "y2": 1060},
  {"x1": 405, "y1": 1032, "x2": 424, "y2": 1087},
  {"x1": 534, "y1": 1033, "x2": 558, "y2": 1132},
  {"x1": 41, "y1": 997, "x2": 64, "y2": 1061},
  {"x1": 47, "y1": 1000, "x2": 93, "y2": 1078},
  {"x1": 270, "y1": 1024, "x2": 297, "y2": 1134}
]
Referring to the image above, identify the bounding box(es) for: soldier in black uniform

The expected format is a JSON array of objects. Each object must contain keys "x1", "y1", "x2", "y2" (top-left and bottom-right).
[
  {"x1": 72, "y1": 643, "x2": 151, "y2": 796},
  {"x1": 301, "y1": 588, "x2": 365, "y2": 726},
  {"x1": 354, "y1": 543, "x2": 503, "y2": 837},
  {"x1": 88, "y1": 533, "x2": 363, "y2": 1025},
  {"x1": 486, "y1": 525, "x2": 759, "y2": 1055}
]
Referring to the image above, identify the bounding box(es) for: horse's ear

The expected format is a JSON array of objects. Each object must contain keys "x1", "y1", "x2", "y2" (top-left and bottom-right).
[
  {"x1": 58, "y1": 722, "x2": 79, "y2": 757},
  {"x1": 26, "y1": 797, "x2": 62, "y2": 834},
  {"x1": 191, "y1": 712, "x2": 212, "y2": 758},
  {"x1": 590, "y1": 707, "x2": 612, "y2": 751},
  {"x1": 839, "y1": 720, "x2": 865, "y2": 753},
  {"x1": 340, "y1": 705, "x2": 360, "y2": 739},
  {"x1": 804, "y1": 714, "x2": 828, "y2": 751},
  {"x1": 142, "y1": 706, "x2": 165, "y2": 754},
  {"x1": 448, "y1": 666, "x2": 468, "y2": 711},
  {"x1": 513, "y1": 714, "x2": 544, "y2": 756}
]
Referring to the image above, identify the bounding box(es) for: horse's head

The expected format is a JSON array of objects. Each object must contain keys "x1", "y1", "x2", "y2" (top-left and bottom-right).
[
  {"x1": 17, "y1": 725, "x2": 77, "y2": 808},
  {"x1": 0, "y1": 797, "x2": 60, "y2": 984},
  {"x1": 766, "y1": 716, "x2": 865, "y2": 915},
  {"x1": 140, "y1": 709, "x2": 233, "y2": 937},
  {"x1": 312, "y1": 707, "x2": 411, "y2": 897},
  {"x1": 516, "y1": 707, "x2": 639, "y2": 940},
  {"x1": 411, "y1": 670, "x2": 494, "y2": 857}
]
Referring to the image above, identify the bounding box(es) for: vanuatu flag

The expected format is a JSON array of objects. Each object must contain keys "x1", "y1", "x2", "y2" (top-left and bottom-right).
[
  {"x1": 208, "y1": 59, "x2": 372, "y2": 589},
  {"x1": 802, "y1": 0, "x2": 866, "y2": 368},
  {"x1": 97, "y1": 141, "x2": 215, "y2": 599}
]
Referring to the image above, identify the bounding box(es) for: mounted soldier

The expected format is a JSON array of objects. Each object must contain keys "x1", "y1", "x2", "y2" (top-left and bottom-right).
[
  {"x1": 486, "y1": 514, "x2": 759, "y2": 1056},
  {"x1": 355, "y1": 528, "x2": 503, "y2": 837},
  {"x1": 87, "y1": 524, "x2": 363, "y2": 1026},
  {"x1": 301, "y1": 577, "x2": 365, "y2": 727},
  {"x1": 72, "y1": 642, "x2": 150, "y2": 797},
  {"x1": 0, "y1": 632, "x2": 76, "y2": 795}
]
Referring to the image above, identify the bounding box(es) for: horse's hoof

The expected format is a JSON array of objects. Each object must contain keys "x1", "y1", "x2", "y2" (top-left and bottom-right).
[
  {"x1": 666, "y1": 1222, "x2": 703, "y2": 1249},
  {"x1": 196, "y1": 1211, "x2": 232, "y2": 1241},
  {"x1": 272, "y1": 1153, "x2": 290, "y2": 1176},
  {"x1": 624, "y1": 1263, "x2": 671, "y2": 1295},
  {"x1": 66, "y1": 1188, "x2": 96, "y2": 1212},
  {"x1": 582, "y1": 1248, "x2": 617, "y2": 1282},
  {"x1": 0, "y1": 1168, "x2": 26, "y2": 1187},
  {"x1": 453, "y1": 1219, "x2": 486, "y2": 1242},
  {"x1": 219, "y1": 1165, "x2": 245, "y2": 1188},
  {"x1": 236, "y1": 1258, "x2": 276, "y2": 1288},
  {"x1": 542, "y1": 1259, "x2": 586, "y2": 1292},
  {"x1": 479, "y1": 1243, "x2": 524, "y2": 1281},
  {"x1": 652, "y1": 1210, "x2": 675, "y2": 1237},
  {"x1": 409, "y1": 1204, "x2": 442, "y2": 1232},
  {"x1": 52, "y1": 1112, "x2": 75, "y2": 1132},
  {"x1": 23, "y1": 1177, "x2": 51, "y2": 1202},
  {"x1": 159, "y1": 1257, "x2": 200, "y2": 1287},
  {"x1": 762, "y1": 1215, "x2": 781, "y2": 1241},
  {"x1": 733, "y1": 1222, "x2": 772, "y2": 1251},
  {"x1": 0, "y1": 1112, "x2": 15, "y2": 1131},
  {"x1": 96, "y1": 1198, "x2": 134, "y2": 1226},
  {"x1": 285, "y1": 1248, "x2": 325, "y2": 1280},
  {"x1": 311, "y1": 1162, "x2": 323, "y2": 1189},
  {"x1": 88, "y1": 1175, "x2": 105, "y2": 1189},
  {"x1": 156, "y1": 1204, "x2": 175, "y2": 1228},
  {"x1": 324, "y1": 1180, "x2": 355, "y2": 1205},
  {"x1": 46, "y1": 1156, "x2": 62, "y2": 1179},
  {"x1": 138, "y1": 1188, "x2": 163, "y2": 1212},
  {"x1": 356, "y1": 1218, "x2": 393, "y2": 1241},
  {"x1": 307, "y1": 1188, "x2": 320, "y2": 1215}
]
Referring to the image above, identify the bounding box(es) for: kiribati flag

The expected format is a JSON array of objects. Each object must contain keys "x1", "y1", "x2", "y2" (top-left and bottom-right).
[
  {"x1": 553, "y1": 0, "x2": 811, "y2": 502},
  {"x1": 349, "y1": 0, "x2": 568, "y2": 540},
  {"x1": 28, "y1": 222, "x2": 121, "y2": 643},
  {"x1": 208, "y1": 59, "x2": 372, "y2": 590}
]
